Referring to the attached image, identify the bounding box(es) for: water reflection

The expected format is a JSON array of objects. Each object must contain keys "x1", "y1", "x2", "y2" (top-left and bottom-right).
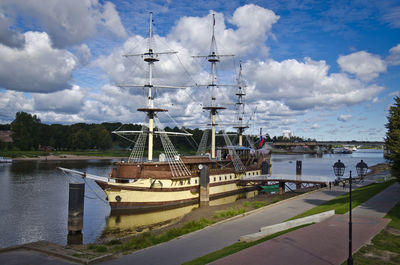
[
  {"x1": 102, "y1": 205, "x2": 197, "y2": 239},
  {"x1": 100, "y1": 190, "x2": 259, "y2": 240}
]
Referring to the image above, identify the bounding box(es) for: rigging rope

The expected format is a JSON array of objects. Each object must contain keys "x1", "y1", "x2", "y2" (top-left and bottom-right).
[
  {"x1": 155, "y1": 115, "x2": 191, "y2": 178},
  {"x1": 164, "y1": 112, "x2": 199, "y2": 150}
]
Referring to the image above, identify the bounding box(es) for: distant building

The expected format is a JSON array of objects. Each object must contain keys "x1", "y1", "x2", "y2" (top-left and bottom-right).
[
  {"x1": 283, "y1": 130, "x2": 294, "y2": 139},
  {"x1": 0, "y1": 130, "x2": 12, "y2": 143}
]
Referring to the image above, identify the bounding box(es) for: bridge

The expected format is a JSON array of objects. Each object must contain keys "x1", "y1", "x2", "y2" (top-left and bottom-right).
[{"x1": 272, "y1": 141, "x2": 384, "y2": 147}]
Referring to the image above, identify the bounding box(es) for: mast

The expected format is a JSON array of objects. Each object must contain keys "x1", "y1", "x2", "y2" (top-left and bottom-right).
[
  {"x1": 119, "y1": 12, "x2": 183, "y2": 162},
  {"x1": 139, "y1": 12, "x2": 165, "y2": 162},
  {"x1": 233, "y1": 62, "x2": 249, "y2": 147},
  {"x1": 198, "y1": 14, "x2": 233, "y2": 159}
]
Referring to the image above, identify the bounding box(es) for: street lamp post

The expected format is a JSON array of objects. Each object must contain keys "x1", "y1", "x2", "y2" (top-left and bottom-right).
[{"x1": 333, "y1": 159, "x2": 368, "y2": 265}]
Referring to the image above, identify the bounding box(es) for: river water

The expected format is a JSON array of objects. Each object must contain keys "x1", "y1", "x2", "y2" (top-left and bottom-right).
[{"x1": 0, "y1": 149, "x2": 385, "y2": 248}]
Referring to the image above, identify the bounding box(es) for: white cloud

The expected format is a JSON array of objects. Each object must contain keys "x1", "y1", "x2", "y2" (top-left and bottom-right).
[
  {"x1": 337, "y1": 51, "x2": 386, "y2": 81},
  {"x1": 337, "y1": 114, "x2": 352, "y2": 122},
  {"x1": 0, "y1": 12, "x2": 25, "y2": 48},
  {"x1": 243, "y1": 58, "x2": 384, "y2": 110},
  {"x1": 168, "y1": 4, "x2": 279, "y2": 56},
  {"x1": 74, "y1": 44, "x2": 91, "y2": 66},
  {"x1": 0, "y1": 0, "x2": 127, "y2": 48},
  {"x1": 387, "y1": 43, "x2": 400, "y2": 66},
  {"x1": 100, "y1": 2, "x2": 128, "y2": 38},
  {"x1": 389, "y1": 91, "x2": 400, "y2": 97},
  {"x1": 33, "y1": 86, "x2": 87, "y2": 114},
  {"x1": 0, "y1": 90, "x2": 33, "y2": 122},
  {"x1": 382, "y1": 6, "x2": 400, "y2": 28},
  {"x1": 311, "y1": 123, "x2": 320, "y2": 129},
  {"x1": 0, "y1": 31, "x2": 77, "y2": 93}
]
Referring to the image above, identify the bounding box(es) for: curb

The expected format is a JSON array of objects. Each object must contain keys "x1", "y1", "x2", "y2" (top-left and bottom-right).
[
  {"x1": 239, "y1": 210, "x2": 335, "y2": 242},
  {"x1": 0, "y1": 241, "x2": 113, "y2": 265}
]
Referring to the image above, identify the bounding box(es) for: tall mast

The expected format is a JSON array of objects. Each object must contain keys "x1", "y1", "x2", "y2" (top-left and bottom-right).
[
  {"x1": 119, "y1": 12, "x2": 183, "y2": 162},
  {"x1": 197, "y1": 14, "x2": 234, "y2": 159},
  {"x1": 233, "y1": 62, "x2": 248, "y2": 147}
]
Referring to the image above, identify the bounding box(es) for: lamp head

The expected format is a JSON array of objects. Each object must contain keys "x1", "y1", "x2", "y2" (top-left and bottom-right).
[{"x1": 333, "y1": 159, "x2": 345, "y2": 177}]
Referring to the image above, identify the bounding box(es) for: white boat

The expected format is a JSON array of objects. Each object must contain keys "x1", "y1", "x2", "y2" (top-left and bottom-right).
[
  {"x1": 0, "y1": 157, "x2": 12, "y2": 163},
  {"x1": 332, "y1": 147, "x2": 352, "y2": 154}
]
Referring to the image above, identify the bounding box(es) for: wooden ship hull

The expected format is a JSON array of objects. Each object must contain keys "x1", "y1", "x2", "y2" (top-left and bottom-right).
[{"x1": 96, "y1": 150, "x2": 270, "y2": 210}]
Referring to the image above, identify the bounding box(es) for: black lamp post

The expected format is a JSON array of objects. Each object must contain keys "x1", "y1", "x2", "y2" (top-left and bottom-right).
[{"x1": 333, "y1": 159, "x2": 368, "y2": 265}]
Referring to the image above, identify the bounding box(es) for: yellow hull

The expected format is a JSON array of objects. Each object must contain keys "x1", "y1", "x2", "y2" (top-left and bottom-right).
[{"x1": 98, "y1": 169, "x2": 262, "y2": 210}]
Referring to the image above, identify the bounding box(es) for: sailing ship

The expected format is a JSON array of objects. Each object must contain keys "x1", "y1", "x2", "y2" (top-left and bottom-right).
[{"x1": 59, "y1": 12, "x2": 271, "y2": 211}]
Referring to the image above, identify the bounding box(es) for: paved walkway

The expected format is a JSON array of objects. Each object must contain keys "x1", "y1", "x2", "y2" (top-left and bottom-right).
[
  {"x1": 212, "y1": 182, "x2": 399, "y2": 265},
  {"x1": 100, "y1": 188, "x2": 348, "y2": 265},
  {"x1": 99, "y1": 173, "x2": 392, "y2": 265}
]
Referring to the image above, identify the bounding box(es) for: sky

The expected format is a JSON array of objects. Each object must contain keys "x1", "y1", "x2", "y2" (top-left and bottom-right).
[{"x1": 0, "y1": 0, "x2": 399, "y2": 141}]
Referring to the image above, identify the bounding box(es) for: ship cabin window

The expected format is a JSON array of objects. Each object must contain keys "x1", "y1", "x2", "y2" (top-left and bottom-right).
[
  {"x1": 214, "y1": 177, "x2": 216, "y2": 182},
  {"x1": 188, "y1": 179, "x2": 191, "y2": 184},
  {"x1": 180, "y1": 180, "x2": 183, "y2": 185},
  {"x1": 225, "y1": 176, "x2": 227, "y2": 180},
  {"x1": 195, "y1": 179, "x2": 198, "y2": 184},
  {"x1": 219, "y1": 177, "x2": 221, "y2": 181},
  {"x1": 230, "y1": 175, "x2": 232, "y2": 180},
  {"x1": 253, "y1": 172, "x2": 255, "y2": 175}
]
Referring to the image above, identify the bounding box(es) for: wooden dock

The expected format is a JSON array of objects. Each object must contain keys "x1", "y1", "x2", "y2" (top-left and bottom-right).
[{"x1": 239, "y1": 175, "x2": 329, "y2": 194}]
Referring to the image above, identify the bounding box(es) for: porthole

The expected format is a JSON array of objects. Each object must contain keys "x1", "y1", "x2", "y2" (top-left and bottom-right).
[{"x1": 115, "y1": 195, "x2": 122, "y2": 202}]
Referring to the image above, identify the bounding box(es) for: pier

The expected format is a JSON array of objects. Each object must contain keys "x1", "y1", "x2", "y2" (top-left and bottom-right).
[{"x1": 238, "y1": 175, "x2": 328, "y2": 194}]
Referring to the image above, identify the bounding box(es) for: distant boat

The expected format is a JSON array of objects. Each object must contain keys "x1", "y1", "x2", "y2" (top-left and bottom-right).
[
  {"x1": 332, "y1": 147, "x2": 352, "y2": 154},
  {"x1": 0, "y1": 157, "x2": 12, "y2": 163}
]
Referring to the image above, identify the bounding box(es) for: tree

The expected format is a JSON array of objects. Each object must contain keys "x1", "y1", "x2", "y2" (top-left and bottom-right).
[
  {"x1": 10, "y1": 112, "x2": 41, "y2": 150},
  {"x1": 89, "y1": 125, "x2": 112, "y2": 150},
  {"x1": 70, "y1": 129, "x2": 91, "y2": 150},
  {"x1": 385, "y1": 96, "x2": 400, "y2": 182}
]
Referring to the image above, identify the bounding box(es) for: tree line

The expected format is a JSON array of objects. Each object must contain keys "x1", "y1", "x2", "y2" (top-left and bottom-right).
[{"x1": 0, "y1": 111, "x2": 318, "y2": 152}]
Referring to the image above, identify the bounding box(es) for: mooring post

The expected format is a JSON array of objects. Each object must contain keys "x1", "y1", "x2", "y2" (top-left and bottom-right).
[
  {"x1": 68, "y1": 182, "x2": 85, "y2": 238},
  {"x1": 199, "y1": 165, "x2": 210, "y2": 207},
  {"x1": 296, "y1": 160, "x2": 302, "y2": 189},
  {"x1": 279, "y1": 181, "x2": 285, "y2": 195},
  {"x1": 261, "y1": 160, "x2": 269, "y2": 175}
]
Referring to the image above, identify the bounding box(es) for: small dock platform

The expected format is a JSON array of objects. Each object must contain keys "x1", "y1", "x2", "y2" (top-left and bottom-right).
[{"x1": 239, "y1": 175, "x2": 328, "y2": 194}]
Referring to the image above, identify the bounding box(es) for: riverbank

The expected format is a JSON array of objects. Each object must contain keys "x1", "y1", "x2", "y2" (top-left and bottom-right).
[{"x1": 13, "y1": 154, "x2": 124, "y2": 161}]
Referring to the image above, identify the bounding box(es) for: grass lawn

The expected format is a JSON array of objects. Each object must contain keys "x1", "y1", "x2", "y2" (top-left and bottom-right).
[
  {"x1": 289, "y1": 179, "x2": 396, "y2": 220},
  {"x1": 342, "y1": 201, "x2": 400, "y2": 265}
]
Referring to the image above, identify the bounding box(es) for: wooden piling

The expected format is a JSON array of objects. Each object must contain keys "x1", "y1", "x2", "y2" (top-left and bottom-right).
[
  {"x1": 296, "y1": 160, "x2": 302, "y2": 189},
  {"x1": 199, "y1": 165, "x2": 210, "y2": 207},
  {"x1": 279, "y1": 181, "x2": 285, "y2": 195},
  {"x1": 261, "y1": 160, "x2": 270, "y2": 175},
  {"x1": 68, "y1": 183, "x2": 85, "y2": 235}
]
